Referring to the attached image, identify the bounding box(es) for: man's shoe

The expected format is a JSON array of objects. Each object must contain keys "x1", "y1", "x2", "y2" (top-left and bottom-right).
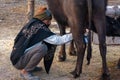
[
  {"x1": 20, "y1": 72, "x2": 40, "y2": 80},
  {"x1": 30, "y1": 67, "x2": 42, "y2": 72}
]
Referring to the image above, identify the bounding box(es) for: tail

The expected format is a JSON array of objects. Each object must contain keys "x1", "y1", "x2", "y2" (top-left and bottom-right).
[{"x1": 86, "y1": 0, "x2": 92, "y2": 65}]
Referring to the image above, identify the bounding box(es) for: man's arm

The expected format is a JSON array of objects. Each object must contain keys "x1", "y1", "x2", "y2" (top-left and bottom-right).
[{"x1": 43, "y1": 33, "x2": 73, "y2": 45}]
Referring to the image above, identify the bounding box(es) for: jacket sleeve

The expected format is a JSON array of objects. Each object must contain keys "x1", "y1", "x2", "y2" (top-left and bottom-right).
[{"x1": 43, "y1": 33, "x2": 73, "y2": 45}]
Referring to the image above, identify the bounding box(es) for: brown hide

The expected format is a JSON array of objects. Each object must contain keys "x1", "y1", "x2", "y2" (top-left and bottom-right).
[{"x1": 46, "y1": 0, "x2": 110, "y2": 79}]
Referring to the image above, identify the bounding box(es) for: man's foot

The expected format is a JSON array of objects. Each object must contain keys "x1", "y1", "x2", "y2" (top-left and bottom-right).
[
  {"x1": 20, "y1": 72, "x2": 40, "y2": 80},
  {"x1": 30, "y1": 67, "x2": 42, "y2": 72}
]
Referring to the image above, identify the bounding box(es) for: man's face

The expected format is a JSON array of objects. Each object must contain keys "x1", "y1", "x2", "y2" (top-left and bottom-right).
[{"x1": 43, "y1": 20, "x2": 51, "y2": 26}]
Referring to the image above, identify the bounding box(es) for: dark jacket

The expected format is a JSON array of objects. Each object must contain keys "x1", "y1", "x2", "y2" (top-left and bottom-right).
[{"x1": 10, "y1": 18, "x2": 55, "y2": 65}]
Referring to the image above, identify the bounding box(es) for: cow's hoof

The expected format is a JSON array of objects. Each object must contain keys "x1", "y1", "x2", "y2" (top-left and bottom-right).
[
  {"x1": 100, "y1": 73, "x2": 110, "y2": 80},
  {"x1": 68, "y1": 51, "x2": 77, "y2": 56},
  {"x1": 58, "y1": 55, "x2": 66, "y2": 62},
  {"x1": 70, "y1": 71, "x2": 80, "y2": 78}
]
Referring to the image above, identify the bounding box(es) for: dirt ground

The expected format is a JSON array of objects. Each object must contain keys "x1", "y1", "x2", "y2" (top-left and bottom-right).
[{"x1": 0, "y1": 0, "x2": 120, "y2": 80}]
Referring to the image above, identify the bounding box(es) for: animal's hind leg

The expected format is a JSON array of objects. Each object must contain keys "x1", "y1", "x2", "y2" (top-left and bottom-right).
[
  {"x1": 58, "y1": 44, "x2": 66, "y2": 62},
  {"x1": 93, "y1": 14, "x2": 110, "y2": 80},
  {"x1": 68, "y1": 40, "x2": 77, "y2": 56},
  {"x1": 93, "y1": 0, "x2": 110, "y2": 79},
  {"x1": 68, "y1": 8, "x2": 87, "y2": 79},
  {"x1": 68, "y1": 29, "x2": 76, "y2": 56},
  {"x1": 70, "y1": 31, "x2": 86, "y2": 78},
  {"x1": 63, "y1": 0, "x2": 87, "y2": 78},
  {"x1": 58, "y1": 24, "x2": 66, "y2": 62}
]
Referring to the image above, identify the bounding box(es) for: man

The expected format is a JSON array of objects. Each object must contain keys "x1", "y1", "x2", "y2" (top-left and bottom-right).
[{"x1": 10, "y1": 6, "x2": 73, "y2": 80}]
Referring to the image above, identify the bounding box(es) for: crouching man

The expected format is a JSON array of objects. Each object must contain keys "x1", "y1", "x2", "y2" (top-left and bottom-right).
[{"x1": 10, "y1": 6, "x2": 73, "y2": 80}]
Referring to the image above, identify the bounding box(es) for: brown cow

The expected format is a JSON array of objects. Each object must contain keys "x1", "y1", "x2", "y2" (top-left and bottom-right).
[{"x1": 46, "y1": 0, "x2": 110, "y2": 80}]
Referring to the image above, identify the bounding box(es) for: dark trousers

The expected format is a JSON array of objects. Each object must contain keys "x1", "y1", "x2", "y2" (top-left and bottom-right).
[{"x1": 14, "y1": 42, "x2": 48, "y2": 71}]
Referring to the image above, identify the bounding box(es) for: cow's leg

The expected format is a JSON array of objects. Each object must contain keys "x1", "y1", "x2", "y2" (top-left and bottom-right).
[
  {"x1": 68, "y1": 29, "x2": 76, "y2": 56},
  {"x1": 93, "y1": 0, "x2": 110, "y2": 80},
  {"x1": 70, "y1": 29, "x2": 86, "y2": 78},
  {"x1": 70, "y1": 40, "x2": 86, "y2": 78},
  {"x1": 117, "y1": 58, "x2": 120, "y2": 69},
  {"x1": 94, "y1": 19, "x2": 110, "y2": 80},
  {"x1": 58, "y1": 24, "x2": 66, "y2": 62},
  {"x1": 58, "y1": 25, "x2": 76, "y2": 61},
  {"x1": 63, "y1": 0, "x2": 87, "y2": 77},
  {"x1": 68, "y1": 40, "x2": 76, "y2": 56}
]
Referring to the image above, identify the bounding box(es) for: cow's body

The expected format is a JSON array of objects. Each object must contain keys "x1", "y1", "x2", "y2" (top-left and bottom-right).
[{"x1": 46, "y1": 0, "x2": 110, "y2": 79}]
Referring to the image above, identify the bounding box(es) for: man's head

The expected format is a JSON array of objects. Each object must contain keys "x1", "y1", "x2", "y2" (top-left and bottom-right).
[{"x1": 34, "y1": 6, "x2": 52, "y2": 26}]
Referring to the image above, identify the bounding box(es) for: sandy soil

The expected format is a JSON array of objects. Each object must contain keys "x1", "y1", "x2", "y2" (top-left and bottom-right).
[{"x1": 0, "y1": 0, "x2": 120, "y2": 80}]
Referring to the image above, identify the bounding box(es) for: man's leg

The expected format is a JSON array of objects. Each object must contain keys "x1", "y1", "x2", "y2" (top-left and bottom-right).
[
  {"x1": 14, "y1": 42, "x2": 48, "y2": 80},
  {"x1": 24, "y1": 43, "x2": 48, "y2": 71},
  {"x1": 15, "y1": 42, "x2": 47, "y2": 70}
]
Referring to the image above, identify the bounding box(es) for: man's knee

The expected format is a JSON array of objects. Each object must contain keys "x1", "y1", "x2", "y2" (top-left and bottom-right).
[{"x1": 36, "y1": 43, "x2": 48, "y2": 54}]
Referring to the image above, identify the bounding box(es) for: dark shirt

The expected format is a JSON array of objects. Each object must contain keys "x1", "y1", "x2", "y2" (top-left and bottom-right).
[{"x1": 10, "y1": 18, "x2": 54, "y2": 65}]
